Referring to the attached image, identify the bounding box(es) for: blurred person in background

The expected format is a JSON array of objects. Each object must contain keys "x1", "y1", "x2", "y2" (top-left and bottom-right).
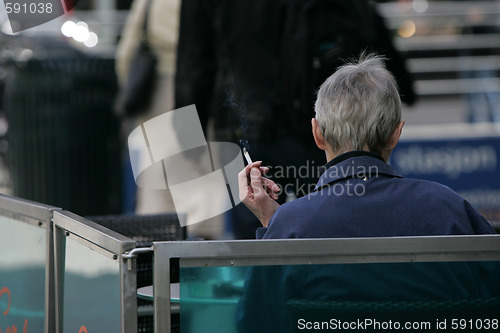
[
  {"x1": 175, "y1": 0, "x2": 416, "y2": 239},
  {"x1": 115, "y1": 0, "x2": 181, "y2": 215}
]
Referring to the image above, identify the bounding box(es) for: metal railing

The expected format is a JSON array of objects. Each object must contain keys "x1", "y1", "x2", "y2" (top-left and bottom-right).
[
  {"x1": 0, "y1": 193, "x2": 60, "y2": 332},
  {"x1": 153, "y1": 236, "x2": 500, "y2": 332},
  {"x1": 2, "y1": 193, "x2": 500, "y2": 333},
  {"x1": 0, "y1": 194, "x2": 138, "y2": 333},
  {"x1": 52, "y1": 210, "x2": 137, "y2": 333}
]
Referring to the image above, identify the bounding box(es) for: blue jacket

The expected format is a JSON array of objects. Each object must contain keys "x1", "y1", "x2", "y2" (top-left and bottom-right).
[
  {"x1": 237, "y1": 154, "x2": 498, "y2": 333},
  {"x1": 257, "y1": 151, "x2": 495, "y2": 239}
]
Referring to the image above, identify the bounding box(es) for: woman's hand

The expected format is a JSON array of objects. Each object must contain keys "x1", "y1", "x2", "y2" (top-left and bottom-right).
[{"x1": 238, "y1": 161, "x2": 281, "y2": 227}]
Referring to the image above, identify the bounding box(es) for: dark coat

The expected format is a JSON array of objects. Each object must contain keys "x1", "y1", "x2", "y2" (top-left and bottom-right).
[
  {"x1": 175, "y1": 0, "x2": 416, "y2": 143},
  {"x1": 237, "y1": 153, "x2": 498, "y2": 333},
  {"x1": 257, "y1": 152, "x2": 494, "y2": 239}
]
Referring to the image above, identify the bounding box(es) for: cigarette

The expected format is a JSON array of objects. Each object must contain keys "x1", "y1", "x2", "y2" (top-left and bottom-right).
[{"x1": 243, "y1": 148, "x2": 253, "y2": 164}]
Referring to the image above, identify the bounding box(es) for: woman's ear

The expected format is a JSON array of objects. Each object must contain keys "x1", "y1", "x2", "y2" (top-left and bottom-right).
[
  {"x1": 312, "y1": 118, "x2": 327, "y2": 151},
  {"x1": 385, "y1": 120, "x2": 404, "y2": 151}
]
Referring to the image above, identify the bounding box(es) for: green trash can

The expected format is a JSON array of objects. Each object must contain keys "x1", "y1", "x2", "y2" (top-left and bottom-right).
[{"x1": 5, "y1": 56, "x2": 122, "y2": 215}]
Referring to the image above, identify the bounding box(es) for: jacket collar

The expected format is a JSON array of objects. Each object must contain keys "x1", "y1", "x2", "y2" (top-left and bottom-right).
[{"x1": 314, "y1": 151, "x2": 403, "y2": 191}]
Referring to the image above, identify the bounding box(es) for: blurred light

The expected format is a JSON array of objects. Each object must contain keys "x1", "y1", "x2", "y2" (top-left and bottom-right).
[
  {"x1": 18, "y1": 49, "x2": 34, "y2": 62},
  {"x1": 76, "y1": 21, "x2": 89, "y2": 30},
  {"x1": 61, "y1": 20, "x2": 76, "y2": 37},
  {"x1": 413, "y1": 0, "x2": 429, "y2": 13},
  {"x1": 84, "y1": 32, "x2": 99, "y2": 48},
  {"x1": 62, "y1": 20, "x2": 98, "y2": 48},
  {"x1": 73, "y1": 21, "x2": 90, "y2": 42},
  {"x1": 398, "y1": 20, "x2": 416, "y2": 38}
]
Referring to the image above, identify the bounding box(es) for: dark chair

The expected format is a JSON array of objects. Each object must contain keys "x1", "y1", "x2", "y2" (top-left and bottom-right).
[
  {"x1": 88, "y1": 213, "x2": 186, "y2": 333},
  {"x1": 88, "y1": 213, "x2": 186, "y2": 246}
]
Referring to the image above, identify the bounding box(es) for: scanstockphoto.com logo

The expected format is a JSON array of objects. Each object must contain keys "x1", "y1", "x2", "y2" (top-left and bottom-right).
[
  {"x1": 1, "y1": 0, "x2": 78, "y2": 33},
  {"x1": 128, "y1": 105, "x2": 245, "y2": 228},
  {"x1": 128, "y1": 106, "x2": 377, "y2": 228}
]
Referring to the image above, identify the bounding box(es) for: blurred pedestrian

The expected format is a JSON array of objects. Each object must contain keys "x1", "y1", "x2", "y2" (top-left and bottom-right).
[
  {"x1": 115, "y1": 0, "x2": 181, "y2": 214},
  {"x1": 175, "y1": 0, "x2": 416, "y2": 238}
]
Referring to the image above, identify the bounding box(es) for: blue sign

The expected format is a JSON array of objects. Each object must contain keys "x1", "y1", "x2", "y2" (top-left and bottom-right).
[{"x1": 391, "y1": 134, "x2": 500, "y2": 219}]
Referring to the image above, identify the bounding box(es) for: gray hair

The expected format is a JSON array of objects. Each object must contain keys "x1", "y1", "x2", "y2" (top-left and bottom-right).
[{"x1": 314, "y1": 54, "x2": 402, "y2": 155}]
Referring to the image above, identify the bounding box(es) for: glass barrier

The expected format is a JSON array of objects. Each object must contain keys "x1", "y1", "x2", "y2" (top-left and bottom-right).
[
  {"x1": 0, "y1": 194, "x2": 139, "y2": 333},
  {"x1": 179, "y1": 262, "x2": 500, "y2": 333},
  {"x1": 53, "y1": 210, "x2": 137, "y2": 333},
  {"x1": 62, "y1": 236, "x2": 121, "y2": 333},
  {"x1": 179, "y1": 266, "x2": 247, "y2": 333},
  {"x1": 0, "y1": 216, "x2": 46, "y2": 332},
  {"x1": 154, "y1": 236, "x2": 500, "y2": 333}
]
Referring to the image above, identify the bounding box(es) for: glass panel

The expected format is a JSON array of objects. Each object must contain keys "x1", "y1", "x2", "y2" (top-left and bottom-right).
[
  {"x1": 180, "y1": 261, "x2": 500, "y2": 333},
  {"x1": 0, "y1": 216, "x2": 46, "y2": 332},
  {"x1": 63, "y1": 236, "x2": 120, "y2": 333},
  {"x1": 179, "y1": 266, "x2": 247, "y2": 333}
]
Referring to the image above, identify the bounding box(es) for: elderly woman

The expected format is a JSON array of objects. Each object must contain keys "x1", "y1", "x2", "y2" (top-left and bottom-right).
[
  {"x1": 239, "y1": 53, "x2": 494, "y2": 239},
  {"x1": 236, "y1": 54, "x2": 498, "y2": 333}
]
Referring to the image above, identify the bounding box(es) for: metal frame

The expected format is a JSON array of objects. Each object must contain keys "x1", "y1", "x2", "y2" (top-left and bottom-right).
[
  {"x1": 52, "y1": 210, "x2": 137, "y2": 333},
  {"x1": 0, "y1": 193, "x2": 61, "y2": 333},
  {"x1": 0, "y1": 193, "x2": 59, "y2": 223},
  {"x1": 153, "y1": 235, "x2": 500, "y2": 332}
]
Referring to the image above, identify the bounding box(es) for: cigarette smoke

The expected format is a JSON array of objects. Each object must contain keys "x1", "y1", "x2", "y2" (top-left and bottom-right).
[{"x1": 223, "y1": 87, "x2": 249, "y2": 146}]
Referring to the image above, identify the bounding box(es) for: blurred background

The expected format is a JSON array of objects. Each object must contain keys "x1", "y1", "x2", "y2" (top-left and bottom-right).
[{"x1": 0, "y1": 0, "x2": 498, "y2": 234}]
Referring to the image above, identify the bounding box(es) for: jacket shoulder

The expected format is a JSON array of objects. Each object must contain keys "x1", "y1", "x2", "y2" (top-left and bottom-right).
[{"x1": 263, "y1": 196, "x2": 315, "y2": 239}]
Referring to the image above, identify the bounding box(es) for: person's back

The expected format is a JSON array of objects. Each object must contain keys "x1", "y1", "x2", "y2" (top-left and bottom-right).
[
  {"x1": 258, "y1": 153, "x2": 493, "y2": 239},
  {"x1": 240, "y1": 54, "x2": 495, "y2": 239},
  {"x1": 236, "y1": 55, "x2": 498, "y2": 333}
]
